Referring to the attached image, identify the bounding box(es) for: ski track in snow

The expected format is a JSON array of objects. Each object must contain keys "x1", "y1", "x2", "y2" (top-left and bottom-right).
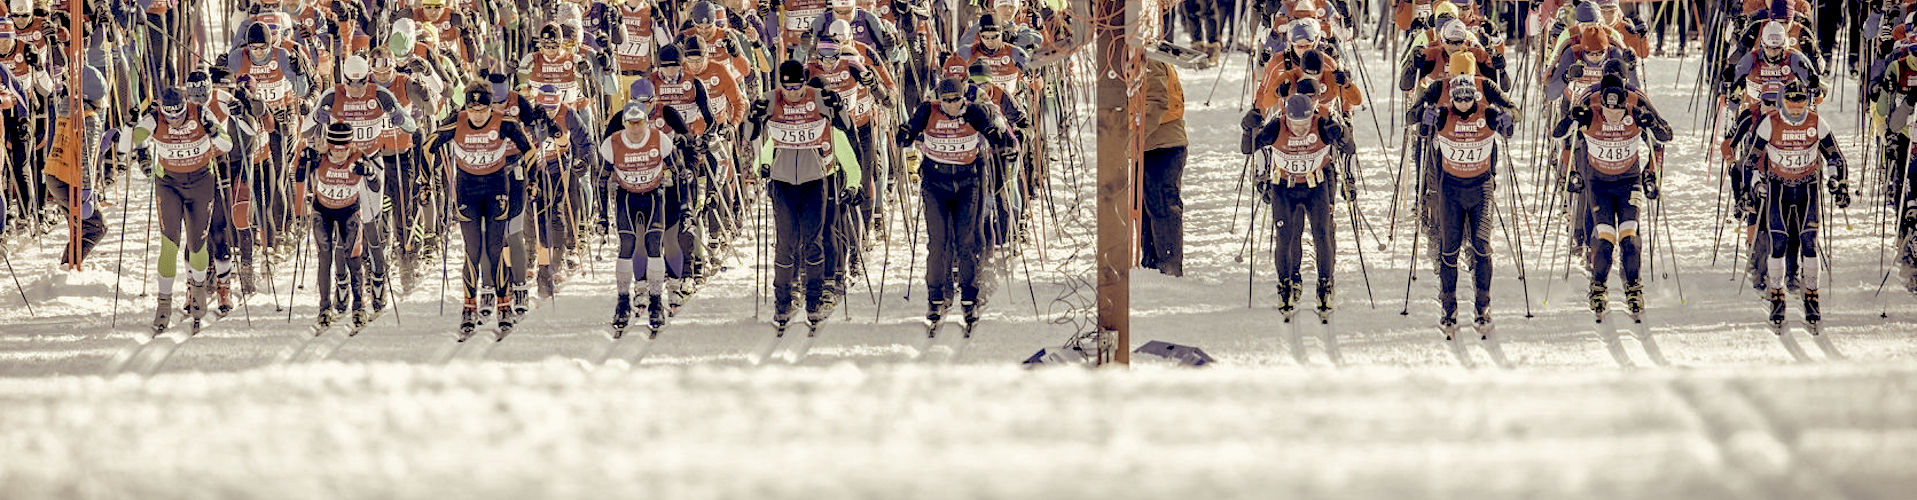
[{"x1": 1, "y1": 39, "x2": 1916, "y2": 499}]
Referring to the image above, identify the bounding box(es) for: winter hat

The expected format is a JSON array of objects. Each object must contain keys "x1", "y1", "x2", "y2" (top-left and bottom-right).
[
  {"x1": 1300, "y1": 50, "x2": 1325, "y2": 74},
  {"x1": 1598, "y1": 86, "x2": 1627, "y2": 108},
  {"x1": 1768, "y1": 0, "x2": 1788, "y2": 20},
  {"x1": 464, "y1": 84, "x2": 492, "y2": 107},
  {"x1": 159, "y1": 88, "x2": 185, "y2": 108},
  {"x1": 1447, "y1": 52, "x2": 1476, "y2": 76},
  {"x1": 978, "y1": 14, "x2": 1000, "y2": 33},
  {"x1": 1573, "y1": 1, "x2": 1599, "y2": 24},
  {"x1": 1759, "y1": 82, "x2": 1783, "y2": 103},
  {"x1": 245, "y1": 23, "x2": 271, "y2": 45},
  {"x1": 536, "y1": 84, "x2": 563, "y2": 107},
  {"x1": 968, "y1": 59, "x2": 991, "y2": 83},
  {"x1": 689, "y1": 1, "x2": 718, "y2": 25},
  {"x1": 1448, "y1": 76, "x2": 1480, "y2": 101},
  {"x1": 325, "y1": 122, "x2": 354, "y2": 146},
  {"x1": 0, "y1": 19, "x2": 12, "y2": 40},
  {"x1": 341, "y1": 55, "x2": 371, "y2": 81},
  {"x1": 1283, "y1": 94, "x2": 1315, "y2": 121},
  {"x1": 778, "y1": 60, "x2": 807, "y2": 85},
  {"x1": 935, "y1": 78, "x2": 966, "y2": 100},
  {"x1": 657, "y1": 43, "x2": 682, "y2": 65},
  {"x1": 628, "y1": 78, "x2": 656, "y2": 101}
]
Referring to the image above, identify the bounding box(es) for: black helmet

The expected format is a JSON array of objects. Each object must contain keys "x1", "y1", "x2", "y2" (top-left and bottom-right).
[
  {"x1": 935, "y1": 78, "x2": 966, "y2": 100},
  {"x1": 1283, "y1": 94, "x2": 1315, "y2": 121},
  {"x1": 160, "y1": 88, "x2": 185, "y2": 107},
  {"x1": 464, "y1": 84, "x2": 491, "y2": 107}
]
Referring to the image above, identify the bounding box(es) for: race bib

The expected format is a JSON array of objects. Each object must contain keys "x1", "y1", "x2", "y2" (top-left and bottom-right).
[
  {"x1": 616, "y1": 41, "x2": 652, "y2": 57},
  {"x1": 786, "y1": 10, "x2": 823, "y2": 31},
  {"x1": 617, "y1": 169, "x2": 659, "y2": 186},
  {"x1": 769, "y1": 119, "x2": 828, "y2": 148},
  {"x1": 348, "y1": 118, "x2": 384, "y2": 142},
  {"x1": 455, "y1": 147, "x2": 504, "y2": 167},
  {"x1": 1436, "y1": 136, "x2": 1493, "y2": 168},
  {"x1": 257, "y1": 79, "x2": 292, "y2": 103},
  {"x1": 1275, "y1": 147, "x2": 1329, "y2": 176},
  {"x1": 315, "y1": 182, "x2": 357, "y2": 201},
  {"x1": 923, "y1": 135, "x2": 980, "y2": 154},
  {"x1": 1584, "y1": 134, "x2": 1640, "y2": 171},
  {"x1": 1767, "y1": 147, "x2": 1818, "y2": 175}
]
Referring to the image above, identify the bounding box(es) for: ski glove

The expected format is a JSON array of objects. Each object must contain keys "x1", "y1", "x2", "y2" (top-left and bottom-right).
[
  {"x1": 1419, "y1": 106, "x2": 1440, "y2": 128},
  {"x1": 1341, "y1": 176, "x2": 1358, "y2": 202},
  {"x1": 840, "y1": 186, "x2": 866, "y2": 206},
  {"x1": 1903, "y1": 202, "x2": 1917, "y2": 230},
  {"x1": 1241, "y1": 110, "x2": 1263, "y2": 132},
  {"x1": 1332, "y1": 70, "x2": 1349, "y2": 86},
  {"x1": 1565, "y1": 168, "x2": 1583, "y2": 193},
  {"x1": 1831, "y1": 178, "x2": 1852, "y2": 209},
  {"x1": 748, "y1": 99, "x2": 771, "y2": 124},
  {"x1": 1567, "y1": 63, "x2": 1585, "y2": 80},
  {"x1": 1641, "y1": 169, "x2": 1659, "y2": 200}
]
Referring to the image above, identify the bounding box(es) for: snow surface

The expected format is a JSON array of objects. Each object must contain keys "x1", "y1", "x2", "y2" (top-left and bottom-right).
[{"x1": 2, "y1": 30, "x2": 1916, "y2": 500}]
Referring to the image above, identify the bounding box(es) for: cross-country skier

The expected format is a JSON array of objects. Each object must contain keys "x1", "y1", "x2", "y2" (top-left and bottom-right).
[
  {"x1": 601, "y1": 85, "x2": 686, "y2": 336},
  {"x1": 747, "y1": 60, "x2": 863, "y2": 333},
  {"x1": 127, "y1": 88, "x2": 235, "y2": 333},
  {"x1": 1414, "y1": 73, "x2": 1516, "y2": 339},
  {"x1": 1554, "y1": 84, "x2": 1673, "y2": 322},
  {"x1": 311, "y1": 55, "x2": 416, "y2": 316},
  {"x1": 424, "y1": 84, "x2": 533, "y2": 338},
  {"x1": 895, "y1": 77, "x2": 1016, "y2": 334},
  {"x1": 221, "y1": 22, "x2": 313, "y2": 251},
  {"x1": 297, "y1": 123, "x2": 383, "y2": 329},
  {"x1": 1739, "y1": 80, "x2": 1849, "y2": 331},
  {"x1": 1249, "y1": 94, "x2": 1357, "y2": 321},
  {"x1": 524, "y1": 83, "x2": 597, "y2": 298}
]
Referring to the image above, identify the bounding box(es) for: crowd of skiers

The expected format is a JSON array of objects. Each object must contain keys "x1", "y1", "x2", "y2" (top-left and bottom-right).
[
  {"x1": 0, "y1": 0, "x2": 1080, "y2": 338},
  {"x1": 0, "y1": 0, "x2": 1906, "y2": 361}
]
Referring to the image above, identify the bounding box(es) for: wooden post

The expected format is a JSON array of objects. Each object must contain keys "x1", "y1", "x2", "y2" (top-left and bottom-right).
[{"x1": 1095, "y1": 0, "x2": 1131, "y2": 367}]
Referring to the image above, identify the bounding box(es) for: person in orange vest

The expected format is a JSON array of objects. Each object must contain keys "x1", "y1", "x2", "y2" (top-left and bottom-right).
[
  {"x1": 295, "y1": 123, "x2": 384, "y2": 331},
  {"x1": 896, "y1": 77, "x2": 1016, "y2": 334},
  {"x1": 128, "y1": 88, "x2": 235, "y2": 334},
  {"x1": 424, "y1": 84, "x2": 535, "y2": 339},
  {"x1": 1248, "y1": 94, "x2": 1357, "y2": 322},
  {"x1": 1412, "y1": 74, "x2": 1516, "y2": 340},
  {"x1": 1738, "y1": 80, "x2": 1849, "y2": 331},
  {"x1": 600, "y1": 85, "x2": 685, "y2": 337}
]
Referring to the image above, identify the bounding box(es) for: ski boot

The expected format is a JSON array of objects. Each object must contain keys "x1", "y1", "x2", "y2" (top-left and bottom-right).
[
  {"x1": 960, "y1": 300, "x2": 980, "y2": 338},
  {"x1": 1315, "y1": 279, "x2": 1335, "y2": 324},
  {"x1": 1474, "y1": 315, "x2": 1494, "y2": 341},
  {"x1": 647, "y1": 293, "x2": 667, "y2": 336},
  {"x1": 152, "y1": 295, "x2": 173, "y2": 335},
  {"x1": 511, "y1": 285, "x2": 531, "y2": 317},
  {"x1": 611, "y1": 293, "x2": 632, "y2": 339},
  {"x1": 496, "y1": 293, "x2": 516, "y2": 337},
  {"x1": 238, "y1": 261, "x2": 258, "y2": 296},
  {"x1": 1275, "y1": 278, "x2": 1299, "y2": 321},
  {"x1": 215, "y1": 277, "x2": 235, "y2": 317},
  {"x1": 1803, "y1": 290, "x2": 1821, "y2": 327},
  {"x1": 1767, "y1": 289, "x2": 1788, "y2": 329},
  {"x1": 772, "y1": 296, "x2": 795, "y2": 336},
  {"x1": 1589, "y1": 282, "x2": 1609, "y2": 317},
  {"x1": 668, "y1": 278, "x2": 691, "y2": 316},
  {"x1": 1623, "y1": 281, "x2": 1645, "y2": 323},
  {"x1": 924, "y1": 299, "x2": 949, "y2": 338},
  {"x1": 1439, "y1": 316, "x2": 1460, "y2": 340},
  {"x1": 458, "y1": 298, "x2": 478, "y2": 341}
]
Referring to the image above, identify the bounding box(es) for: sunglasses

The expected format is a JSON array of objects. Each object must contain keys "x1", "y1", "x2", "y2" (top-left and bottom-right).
[
  {"x1": 694, "y1": 18, "x2": 714, "y2": 27},
  {"x1": 980, "y1": 33, "x2": 1001, "y2": 40},
  {"x1": 1783, "y1": 93, "x2": 1810, "y2": 103},
  {"x1": 632, "y1": 96, "x2": 655, "y2": 103},
  {"x1": 424, "y1": 4, "x2": 444, "y2": 8},
  {"x1": 782, "y1": 84, "x2": 804, "y2": 90},
  {"x1": 1443, "y1": 39, "x2": 1464, "y2": 46},
  {"x1": 162, "y1": 105, "x2": 186, "y2": 116},
  {"x1": 940, "y1": 95, "x2": 964, "y2": 103},
  {"x1": 346, "y1": 77, "x2": 369, "y2": 85}
]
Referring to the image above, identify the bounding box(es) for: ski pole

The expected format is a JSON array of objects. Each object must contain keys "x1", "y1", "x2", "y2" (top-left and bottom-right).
[{"x1": 0, "y1": 246, "x2": 32, "y2": 317}]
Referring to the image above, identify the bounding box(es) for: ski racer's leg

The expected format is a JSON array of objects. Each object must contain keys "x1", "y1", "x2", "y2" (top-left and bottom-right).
[
  {"x1": 1269, "y1": 184, "x2": 1307, "y2": 298},
  {"x1": 1308, "y1": 182, "x2": 1336, "y2": 302}
]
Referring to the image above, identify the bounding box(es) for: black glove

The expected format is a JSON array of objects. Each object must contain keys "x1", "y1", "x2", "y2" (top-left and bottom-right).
[
  {"x1": 1751, "y1": 178, "x2": 1771, "y2": 206},
  {"x1": 758, "y1": 0, "x2": 772, "y2": 12},
  {"x1": 1565, "y1": 169, "x2": 1584, "y2": 193},
  {"x1": 1491, "y1": 109, "x2": 1514, "y2": 136},
  {"x1": 722, "y1": 38, "x2": 740, "y2": 57},
  {"x1": 594, "y1": 52, "x2": 612, "y2": 69},
  {"x1": 1240, "y1": 110, "x2": 1263, "y2": 132},
  {"x1": 1641, "y1": 169, "x2": 1660, "y2": 200},
  {"x1": 748, "y1": 99, "x2": 770, "y2": 123},
  {"x1": 1902, "y1": 202, "x2": 1917, "y2": 230},
  {"x1": 896, "y1": 128, "x2": 915, "y2": 146},
  {"x1": 692, "y1": 135, "x2": 712, "y2": 156},
  {"x1": 1255, "y1": 167, "x2": 1273, "y2": 203},
  {"x1": 840, "y1": 186, "x2": 866, "y2": 206},
  {"x1": 1341, "y1": 175, "x2": 1358, "y2": 202},
  {"x1": 853, "y1": 66, "x2": 879, "y2": 88},
  {"x1": 757, "y1": 163, "x2": 771, "y2": 179},
  {"x1": 1831, "y1": 178, "x2": 1852, "y2": 209},
  {"x1": 1332, "y1": 70, "x2": 1349, "y2": 86},
  {"x1": 822, "y1": 91, "x2": 844, "y2": 111},
  {"x1": 1567, "y1": 63, "x2": 1585, "y2": 79},
  {"x1": 998, "y1": 148, "x2": 1018, "y2": 166},
  {"x1": 1014, "y1": 114, "x2": 1031, "y2": 129},
  {"x1": 807, "y1": 76, "x2": 827, "y2": 89},
  {"x1": 134, "y1": 147, "x2": 152, "y2": 167}
]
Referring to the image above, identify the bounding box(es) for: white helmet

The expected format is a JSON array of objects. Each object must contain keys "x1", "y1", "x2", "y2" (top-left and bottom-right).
[
  {"x1": 341, "y1": 55, "x2": 371, "y2": 81},
  {"x1": 826, "y1": 19, "x2": 853, "y2": 42},
  {"x1": 1441, "y1": 19, "x2": 1471, "y2": 43},
  {"x1": 1760, "y1": 22, "x2": 1788, "y2": 49}
]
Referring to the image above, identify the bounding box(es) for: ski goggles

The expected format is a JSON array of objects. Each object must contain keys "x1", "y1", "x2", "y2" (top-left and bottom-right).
[
  {"x1": 1449, "y1": 86, "x2": 1479, "y2": 102},
  {"x1": 692, "y1": 16, "x2": 715, "y2": 27},
  {"x1": 979, "y1": 32, "x2": 1001, "y2": 41},
  {"x1": 939, "y1": 93, "x2": 966, "y2": 103},
  {"x1": 1782, "y1": 91, "x2": 1811, "y2": 103},
  {"x1": 161, "y1": 104, "x2": 187, "y2": 118},
  {"x1": 781, "y1": 83, "x2": 805, "y2": 91}
]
